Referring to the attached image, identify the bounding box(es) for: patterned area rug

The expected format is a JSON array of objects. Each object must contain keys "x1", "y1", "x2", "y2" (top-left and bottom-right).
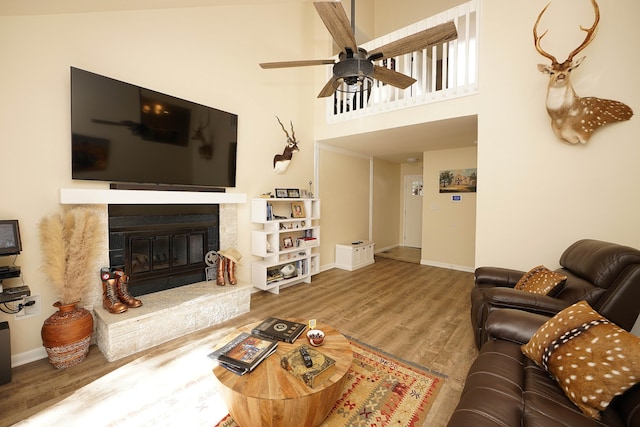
[{"x1": 216, "y1": 339, "x2": 445, "y2": 427}]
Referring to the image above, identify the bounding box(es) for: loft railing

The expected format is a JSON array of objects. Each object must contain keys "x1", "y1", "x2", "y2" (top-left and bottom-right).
[{"x1": 327, "y1": 0, "x2": 479, "y2": 123}]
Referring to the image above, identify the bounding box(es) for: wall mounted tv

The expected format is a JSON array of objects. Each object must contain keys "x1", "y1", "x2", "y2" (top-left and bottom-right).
[{"x1": 71, "y1": 67, "x2": 237, "y2": 188}]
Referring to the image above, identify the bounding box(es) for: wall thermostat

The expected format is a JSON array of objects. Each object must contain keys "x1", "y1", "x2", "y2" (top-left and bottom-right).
[{"x1": 451, "y1": 195, "x2": 462, "y2": 202}]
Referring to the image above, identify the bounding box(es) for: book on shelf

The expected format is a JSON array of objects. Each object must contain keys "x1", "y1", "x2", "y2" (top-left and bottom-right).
[
  {"x1": 280, "y1": 345, "x2": 336, "y2": 388},
  {"x1": 296, "y1": 237, "x2": 317, "y2": 248},
  {"x1": 208, "y1": 332, "x2": 278, "y2": 375},
  {"x1": 266, "y1": 271, "x2": 284, "y2": 283},
  {"x1": 266, "y1": 202, "x2": 273, "y2": 220},
  {"x1": 251, "y1": 317, "x2": 307, "y2": 344}
]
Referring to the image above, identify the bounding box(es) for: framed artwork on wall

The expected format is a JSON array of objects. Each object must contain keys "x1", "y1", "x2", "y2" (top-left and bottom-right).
[{"x1": 439, "y1": 168, "x2": 477, "y2": 193}]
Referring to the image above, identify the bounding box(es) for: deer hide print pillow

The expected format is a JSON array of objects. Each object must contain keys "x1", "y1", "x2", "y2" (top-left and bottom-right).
[
  {"x1": 514, "y1": 265, "x2": 567, "y2": 296},
  {"x1": 521, "y1": 301, "x2": 640, "y2": 419}
]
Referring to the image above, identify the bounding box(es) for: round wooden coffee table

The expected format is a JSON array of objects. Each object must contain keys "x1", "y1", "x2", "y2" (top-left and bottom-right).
[{"x1": 212, "y1": 320, "x2": 352, "y2": 427}]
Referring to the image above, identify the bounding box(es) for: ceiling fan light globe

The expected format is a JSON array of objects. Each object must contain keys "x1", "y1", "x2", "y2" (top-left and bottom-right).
[
  {"x1": 333, "y1": 58, "x2": 374, "y2": 80},
  {"x1": 345, "y1": 76, "x2": 359, "y2": 86},
  {"x1": 333, "y1": 75, "x2": 373, "y2": 94}
]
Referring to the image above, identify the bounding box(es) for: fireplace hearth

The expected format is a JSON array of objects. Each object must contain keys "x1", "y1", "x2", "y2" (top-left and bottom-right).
[{"x1": 108, "y1": 204, "x2": 219, "y2": 296}]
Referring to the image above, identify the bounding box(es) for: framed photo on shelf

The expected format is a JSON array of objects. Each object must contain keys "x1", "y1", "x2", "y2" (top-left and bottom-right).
[
  {"x1": 300, "y1": 189, "x2": 308, "y2": 198},
  {"x1": 291, "y1": 202, "x2": 305, "y2": 218},
  {"x1": 275, "y1": 188, "x2": 288, "y2": 198},
  {"x1": 287, "y1": 188, "x2": 300, "y2": 198},
  {"x1": 283, "y1": 236, "x2": 294, "y2": 249}
]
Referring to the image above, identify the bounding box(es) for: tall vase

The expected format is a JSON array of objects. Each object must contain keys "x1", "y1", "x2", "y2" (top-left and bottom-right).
[{"x1": 41, "y1": 301, "x2": 93, "y2": 369}]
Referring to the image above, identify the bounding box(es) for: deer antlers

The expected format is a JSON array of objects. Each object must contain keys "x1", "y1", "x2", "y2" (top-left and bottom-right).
[
  {"x1": 273, "y1": 116, "x2": 300, "y2": 174},
  {"x1": 192, "y1": 113, "x2": 212, "y2": 159},
  {"x1": 276, "y1": 116, "x2": 296, "y2": 143},
  {"x1": 533, "y1": 0, "x2": 632, "y2": 144},
  {"x1": 534, "y1": 0, "x2": 600, "y2": 67}
]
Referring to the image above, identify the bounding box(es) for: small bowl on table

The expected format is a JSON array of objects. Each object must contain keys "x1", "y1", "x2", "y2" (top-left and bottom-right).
[{"x1": 307, "y1": 329, "x2": 325, "y2": 346}]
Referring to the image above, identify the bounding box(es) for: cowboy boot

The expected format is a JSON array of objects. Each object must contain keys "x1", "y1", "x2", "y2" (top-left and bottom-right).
[
  {"x1": 100, "y1": 268, "x2": 128, "y2": 314},
  {"x1": 216, "y1": 256, "x2": 226, "y2": 286},
  {"x1": 226, "y1": 259, "x2": 237, "y2": 285},
  {"x1": 114, "y1": 270, "x2": 142, "y2": 308}
]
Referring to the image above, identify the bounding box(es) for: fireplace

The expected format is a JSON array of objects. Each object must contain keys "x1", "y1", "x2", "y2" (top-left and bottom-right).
[
  {"x1": 108, "y1": 204, "x2": 219, "y2": 296},
  {"x1": 60, "y1": 189, "x2": 248, "y2": 361}
]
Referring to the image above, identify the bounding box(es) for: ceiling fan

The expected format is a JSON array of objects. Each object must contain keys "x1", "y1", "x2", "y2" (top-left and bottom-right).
[{"x1": 259, "y1": 0, "x2": 458, "y2": 98}]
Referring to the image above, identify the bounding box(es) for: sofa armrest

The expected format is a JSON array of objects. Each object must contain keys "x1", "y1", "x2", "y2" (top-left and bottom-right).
[
  {"x1": 474, "y1": 266, "x2": 526, "y2": 288},
  {"x1": 482, "y1": 287, "x2": 572, "y2": 316},
  {"x1": 485, "y1": 309, "x2": 550, "y2": 345}
]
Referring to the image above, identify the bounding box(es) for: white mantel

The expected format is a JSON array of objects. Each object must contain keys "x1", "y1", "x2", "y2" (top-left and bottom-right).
[{"x1": 59, "y1": 188, "x2": 247, "y2": 205}]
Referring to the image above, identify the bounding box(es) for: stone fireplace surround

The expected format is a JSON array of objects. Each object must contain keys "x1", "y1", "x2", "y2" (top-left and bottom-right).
[{"x1": 60, "y1": 188, "x2": 249, "y2": 361}]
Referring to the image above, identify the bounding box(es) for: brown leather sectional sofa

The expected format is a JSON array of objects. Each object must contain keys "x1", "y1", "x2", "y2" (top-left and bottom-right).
[
  {"x1": 449, "y1": 239, "x2": 640, "y2": 426},
  {"x1": 471, "y1": 239, "x2": 640, "y2": 349},
  {"x1": 448, "y1": 309, "x2": 640, "y2": 426}
]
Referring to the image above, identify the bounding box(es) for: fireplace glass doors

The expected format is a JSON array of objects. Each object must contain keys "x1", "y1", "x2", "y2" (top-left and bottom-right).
[
  {"x1": 108, "y1": 204, "x2": 219, "y2": 296},
  {"x1": 128, "y1": 229, "x2": 205, "y2": 274}
]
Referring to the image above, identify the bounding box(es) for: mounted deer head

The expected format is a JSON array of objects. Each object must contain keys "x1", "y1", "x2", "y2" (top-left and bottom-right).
[
  {"x1": 192, "y1": 113, "x2": 213, "y2": 160},
  {"x1": 273, "y1": 116, "x2": 299, "y2": 174},
  {"x1": 534, "y1": 0, "x2": 633, "y2": 144}
]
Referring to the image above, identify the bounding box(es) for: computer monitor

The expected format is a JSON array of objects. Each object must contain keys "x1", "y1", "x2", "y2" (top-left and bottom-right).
[{"x1": 0, "y1": 220, "x2": 22, "y2": 256}]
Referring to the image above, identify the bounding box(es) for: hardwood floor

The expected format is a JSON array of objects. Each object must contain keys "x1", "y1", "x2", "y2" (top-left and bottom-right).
[
  {"x1": 0, "y1": 257, "x2": 477, "y2": 427},
  {"x1": 374, "y1": 246, "x2": 421, "y2": 264}
]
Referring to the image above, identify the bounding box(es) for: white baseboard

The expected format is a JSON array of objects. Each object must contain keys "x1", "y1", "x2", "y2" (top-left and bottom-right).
[
  {"x1": 420, "y1": 259, "x2": 474, "y2": 273},
  {"x1": 12, "y1": 346, "x2": 48, "y2": 368},
  {"x1": 320, "y1": 263, "x2": 335, "y2": 273}
]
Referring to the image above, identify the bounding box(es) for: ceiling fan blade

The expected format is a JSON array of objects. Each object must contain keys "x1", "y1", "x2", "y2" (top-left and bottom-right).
[
  {"x1": 372, "y1": 65, "x2": 416, "y2": 89},
  {"x1": 317, "y1": 77, "x2": 339, "y2": 98},
  {"x1": 260, "y1": 59, "x2": 335, "y2": 69},
  {"x1": 313, "y1": 1, "x2": 358, "y2": 53},
  {"x1": 367, "y1": 21, "x2": 458, "y2": 60}
]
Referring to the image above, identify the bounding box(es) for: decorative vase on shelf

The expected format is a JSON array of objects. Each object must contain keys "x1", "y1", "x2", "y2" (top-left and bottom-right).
[{"x1": 41, "y1": 301, "x2": 93, "y2": 369}]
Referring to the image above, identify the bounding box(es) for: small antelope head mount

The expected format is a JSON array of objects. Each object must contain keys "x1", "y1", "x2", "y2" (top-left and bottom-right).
[
  {"x1": 534, "y1": 0, "x2": 633, "y2": 144},
  {"x1": 273, "y1": 116, "x2": 299, "y2": 174},
  {"x1": 191, "y1": 113, "x2": 213, "y2": 160}
]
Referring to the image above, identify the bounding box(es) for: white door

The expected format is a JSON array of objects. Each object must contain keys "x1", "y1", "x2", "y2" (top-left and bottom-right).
[{"x1": 403, "y1": 175, "x2": 423, "y2": 248}]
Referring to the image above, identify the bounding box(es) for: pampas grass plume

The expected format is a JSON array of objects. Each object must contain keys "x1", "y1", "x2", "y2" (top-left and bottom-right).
[{"x1": 39, "y1": 207, "x2": 103, "y2": 305}]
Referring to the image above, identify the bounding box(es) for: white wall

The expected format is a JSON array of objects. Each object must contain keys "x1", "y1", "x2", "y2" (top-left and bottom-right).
[
  {"x1": 372, "y1": 158, "x2": 401, "y2": 250},
  {"x1": 422, "y1": 147, "x2": 477, "y2": 270},
  {"x1": 476, "y1": 0, "x2": 640, "y2": 270},
  {"x1": 317, "y1": 145, "x2": 371, "y2": 265},
  {"x1": 375, "y1": 0, "x2": 465, "y2": 35}
]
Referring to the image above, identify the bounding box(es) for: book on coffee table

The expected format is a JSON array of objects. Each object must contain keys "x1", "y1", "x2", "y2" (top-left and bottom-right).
[
  {"x1": 251, "y1": 317, "x2": 307, "y2": 343},
  {"x1": 208, "y1": 332, "x2": 278, "y2": 375},
  {"x1": 280, "y1": 345, "x2": 336, "y2": 388}
]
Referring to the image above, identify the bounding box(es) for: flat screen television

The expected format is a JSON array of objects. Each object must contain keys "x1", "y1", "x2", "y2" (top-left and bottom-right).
[
  {"x1": 0, "y1": 220, "x2": 22, "y2": 256},
  {"x1": 71, "y1": 67, "x2": 237, "y2": 188}
]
